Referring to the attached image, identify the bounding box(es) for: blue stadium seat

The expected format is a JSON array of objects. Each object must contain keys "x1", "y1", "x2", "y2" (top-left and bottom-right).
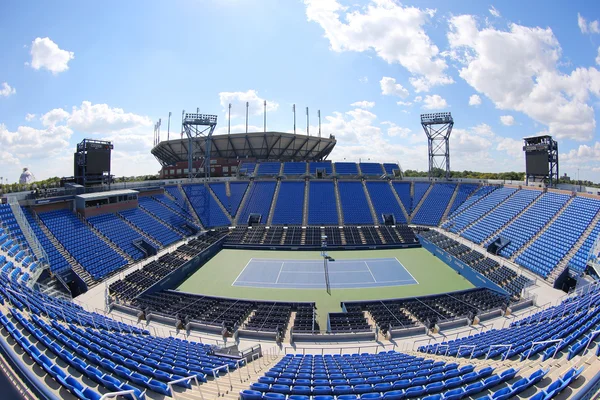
[
  {"x1": 238, "y1": 181, "x2": 277, "y2": 224},
  {"x1": 308, "y1": 181, "x2": 338, "y2": 225},
  {"x1": 412, "y1": 183, "x2": 456, "y2": 226},
  {"x1": 272, "y1": 181, "x2": 305, "y2": 225},
  {"x1": 338, "y1": 182, "x2": 373, "y2": 224}
]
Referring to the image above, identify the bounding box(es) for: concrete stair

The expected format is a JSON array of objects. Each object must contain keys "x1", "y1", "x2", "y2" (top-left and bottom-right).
[
  {"x1": 440, "y1": 184, "x2": 460, "y2": 225},
  {"x1": 33, "y1": 211, "x2": 97, "y2": 288},
  {"x1": 266, "y1": 180, "x2": 281, "y2": 226},
  {"x1": 456, "y1": 188, "x2": 520, "y2": 236},
  {"x1": 234, "y1": 181, "x2": 253, "y2": 225},
  {"x1": 78, "y1": 213, "x2": 135, "y2": 264},
  {"x1": 480, "y1": 190, "x2": 545, "y2": 245},
  {"x1": 388, "y1": 181, "x2": 410, "y2": 223},
  {"x1": 511, "y1": 195, "x2": 576, "y2": 262},
  {"x1": 333, "y1": 180, "x2": 345, "y2": 226},
  {"x1": 302, "y1": 180, "x2": 309, "y2": 226},
  {"x1": 548, "y1": 207, "x2": 600, "y2": 283},
  {"x1": 362, "y1": 181, "x2": 379, "y2": 225},
  {"x1": 409, "y1": 183, "x2": 434, "y2": 221}
]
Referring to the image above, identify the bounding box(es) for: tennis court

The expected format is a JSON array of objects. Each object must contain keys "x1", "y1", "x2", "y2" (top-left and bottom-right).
[{"x1": 232, "y1": 257, "x2": 418, "y2": 289}]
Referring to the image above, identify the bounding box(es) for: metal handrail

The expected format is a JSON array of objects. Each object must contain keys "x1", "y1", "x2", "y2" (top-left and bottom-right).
[
  {"x1": 433, "y1": 344, "x2": 450, "y2": 357},
  {"x1": 583, "y1": 329, "x2": 600, "y2": 355},
  {"x1": 526, "y1": 339, "x2": 563, "y2": 360},
  {"x1": 485, "y1": 344, "x2": 513, "y2": 360},
  {"x1": 210, "y1": 364, "x2": 232, "y2": 396},
  {"x1": 100, "y1": 389, "x2": 141, "y2": 400},
  {"x1": 456, "y1": 345, "x2": 476, "y2": 359},
  {"x1": 167, "y1": 375, "x2": 203, "y2": 400},
  {"x1": 282, "y1": 343, "x2": 396, "y2": 355}
]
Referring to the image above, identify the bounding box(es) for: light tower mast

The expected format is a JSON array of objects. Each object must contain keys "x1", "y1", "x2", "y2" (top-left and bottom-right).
[
  {"x1": 421, "y1": 112, "x2": 453, "y2": 179},
  {"x1": 181, "y1": 111, "x2": 218, "y2": 180}
]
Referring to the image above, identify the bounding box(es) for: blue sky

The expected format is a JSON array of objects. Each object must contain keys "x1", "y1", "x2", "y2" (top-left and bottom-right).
[{"x1": 1, "y1": 0, "x2": 600, "y2": 183}]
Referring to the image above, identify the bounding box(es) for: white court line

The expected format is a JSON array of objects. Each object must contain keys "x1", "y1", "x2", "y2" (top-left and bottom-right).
[
  {"x1": 394, "y1": 256, "x2": 419, "y2": 285},
  {"x1": 275, "y1": 262, "x2": 284, "y2": 284},
  {"x1": 231, "y1": 259, "x2": 254, "y2": 287},
  {"x1": 279, "y1": 270, "x2": 370, "y2": 274},
  {"x1": 364, "y1": 261, "x2": 377, "y2": 283},
  {"x1": 233, "y1": 279, "x2": 417, "y2": 287}
]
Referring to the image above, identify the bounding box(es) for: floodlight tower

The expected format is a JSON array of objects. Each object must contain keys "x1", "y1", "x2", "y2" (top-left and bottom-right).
[
  {"x1": 181, "y1": 111, "x2": 218, "y2": 179},
  {"x1": 421, "y1": 112, "x2": 454, "y2": 179}
]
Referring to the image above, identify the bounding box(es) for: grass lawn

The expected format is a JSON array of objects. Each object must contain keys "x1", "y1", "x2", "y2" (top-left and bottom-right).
[{"x1": 176, "y1": 248, "x2": 473, "y2": 329}]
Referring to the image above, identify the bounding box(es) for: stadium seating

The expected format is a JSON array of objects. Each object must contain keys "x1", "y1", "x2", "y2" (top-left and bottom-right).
[
  {"x1": 412, "y1": 183, "x2": 456, "y2": 226},
  {"x1": 494, "y1": 192, "x2": 570, "y2": 258},
  {"x1": 568, "y1": 221, "x2": 600, "y2": 275},
  {"x1": 365, "y1": 181, "x2": 407, "y2": 224},
  {"x1": 139, "y1": 197, "x2": 200, "y2": 236},
  {"x1": 516, "y1": 196, "x2": 600, "y2": 277},
  {"x1": 359, "y1": 163, "x2": 383, "y2": 176},
  {"x1": 443, "y1": 186, "x2": 497, "y2": 225},
  {"x1": 392, "y1": 182, "x2": 412, "y2": 212},
  {"x1": 38, "y1": 209, "x2": 128, "y2": 280},
  {"x1": 338, "y1": 182, "x2": 373, "y2": 225},
  {"x1": 447, "y1": 184, "x2": 479, "y2": 216},
  {"x1": 334, "y1": 162, "x2": 359, "y2": 175},
  {"x1": 119, "y1": 208, "x2": 183, "y2": 247},
  {"x1": 257, "y1": 162, "x2": 282, "y2": 176},
  {"x1": 283, "y1": 162, "x2": 307, "y2": 175},
  {"x1": 383, "y1": 163, "x2": 400, "y2": 175},
  {"x1": 239, "y1": 162, "x2": 257, "y2": 175},
  {"x1": 272, "y1": 181, "x2": 305, "y2": 225},
  {"x1": 87, "y1": 213, "x2": 155, "y2": 261},
  {"x1": 412, "y1": 183, "x2": 430, "y2": 212},
  {"x1": 461, "y1": 189, "x2": 540, "y2": 244},
  {"x1": 308, "y1": 181, "x2": 338, "y2": 225},
  {"x1": 238, "y1": 181, "x2": 277, "y2": 224},
  {"x1": 446, "y1": 187, "x2": 516, "y2": 233},
  {"x1": 210, "y1": 181, "x2": 249, "y2": 217},
  {"x1": 183, "y1": 184, "x2": 231, "y2": 227},
  {"x1": 309, "y1": 162, "x2": 333, "y2": 175},
  {"x1": 164, "y1": 186, "x2": 197, "y2": 220},
  {"x1": 22, "y1": 208, "x2": 71, "y2": 275}
]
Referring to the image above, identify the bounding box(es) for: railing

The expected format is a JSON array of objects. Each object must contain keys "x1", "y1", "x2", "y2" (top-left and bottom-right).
[
  {"x1": 100, "y1": 389, "x2": 143, "y2": 400},
  {"x1": 210, "y1": 364, "x2": 232, "y2": 396},
  {"x1": 583, "y1": 330, "x2": 600, "y2": 355},
  {"x1": 167, "y1": 375, "x2": 203, "y2": 400},
  {"x1": 456, "y1": 345, "x2": 476, "y2": 359},
  {"x1": 485, "y1": 344, "x2": 513, "y2": 360},
  {"x1": 526, "y1": 339, "x2": 563, "y2": 360},
  {"x1": 282, "y1": 343, "x2": 397, "y2": 355},
  {"x1": 7, "y1": 196, "x2": 49, "y2": 267}
]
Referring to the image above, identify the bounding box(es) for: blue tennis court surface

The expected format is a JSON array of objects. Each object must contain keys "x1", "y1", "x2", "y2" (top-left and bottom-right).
[{"x1": 232, "y1": 257, "x2": 418, "y2": 289}]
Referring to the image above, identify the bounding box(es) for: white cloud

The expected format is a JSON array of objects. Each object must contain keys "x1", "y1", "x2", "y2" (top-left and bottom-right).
[
  {"x1": 396, "y1": 101, "x2": 412, "y2": 106},
  {"x1": 25, "y1": 113, "x2": 36, "y2": 121},
  {"x1": 304, "y1": 0, "x2": 453, "y2": 92},
  {"x1": 218, "y1": 90, "x2": 279, "y2": 119},
  {"x1": 489, "y1": 6, "x2": 500, "y2": 18},
  {"x1": 350, "y1": 100, "x2": 375, "y2": 109},
  {"x1": 500, "y1": 115, "x2": 515, "y2": 126},
  {"x1": 447, "y1": 15, "x2": 600, "y2": 141},
  {"x1": 414, "y1": 96, "x2": 423, "y2": 103},
  {"x1": 0, "y1": 82, "x2": 16, "y2": 97},
  {"x1": 67, "y1": 101, "x2": 153, "y2": 134},
  {"x1": 496, "y1": 137, "x2": 522, "y2": 159},
  {"x1": 359, "y1": 76, "x2": 369, "y2": 83},
  {"x1": 215, "y1": 123, "x2": 263, "y2": 135},
  {"x1": 381, "y1": 121, "x2": 411, "y2": 138},
  {"x1": 41, "y1": 108, "x2": 69, "y2": 127},
  {"x1": 468, "y1": 94, "x2": 482, "y2": 106},
  {"x1": 29, "y1": 37, "x2": 74, "y2": 74},
  {"x1": 0, "y1": 123, "x2": 73, "y2": 161},
  {"x1": 422, "y1": 94, "x2": 448, "y2": 110},
  {"x1": 379, "y1": 77, "x2": 409, "y2": 98},
  {"x1": 596, "y1": 47, "x2": 600, "y2": 66},
  {"x1": 578, "y1": 13, "x2": 600, "y2": 34}
]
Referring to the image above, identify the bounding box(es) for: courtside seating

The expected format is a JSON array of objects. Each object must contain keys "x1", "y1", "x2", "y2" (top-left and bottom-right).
[
  {"x1": 272, "y1": 181, "x2": 305, "y2": 225},
  {"x1": 308, "y1": 181, "x2": 338, "y2": 225},
  {"x1": 461, "y1": 189, "x2": 541, "y2": 244},
  {"x1": 412, "y1": 183, "x2": 456, "y2": 226},
  {"x1": 257, "y1": 162, "x2": 282, "y2": 176},
  {"x1": 210, "y1": 182, "x2": 249, "y2": 217},
  {"x1": 493, "y1": 192, "x2": 570, "y2": 258},
  {"x1": 335, "y1": 162, "x2": 359, "y2": 175},
  {"x1": 87, "y1": 213, "x2": 154, "y2": 260},
  {"x1": 366, "y1": 181, "x2": 407, "y2": 224},
  {"x1": 138, "y1": 197, "x2": 199, "y2": 236},
  {"x1": 447, "y1": 184, "x2": 479, "y2": 216},
  {"x1": 516, "y1": 197, "x2": 600, "y2": 278},
  {"x1": 338, "y1": 181, "x2": 373, "y2": 224},
  {"x1": 238, "y1": 181, "x2": 277, "y2": 224},
  {"x1": 412, "y1": 183, "x2": 430, "y2": 212},
  {"x1": 22, "y1": 208, "x2": 70, "y2": 274},
  {"x1": 39, "y1": 209, "x2": 127, "y2": 280},
  {"x1": 119, "y1": 208, "x2": 182, "y2": 247},
  {"x1": 383, "y1": 163, "x2": 400, "y2": 175},
  {"x1": 360, "y1": 163, "x2": 384, "y2": 175},
  {"x1": 183, "y1": 184, "x2": 230, "y2": 227},
  {"x1": 447, "y1": 187, "x2": 516, "y2": 233},
  {"x1": 568, "y1": 221, "x2": 600, "y2": 275},
  {"x1": 283, "y1": 162, "x2": 307, "y2": 175},
  {"x1": 392, "y1": 182, "x2": 412, "y2": 212},
  {"x1": 309, "y1": 162, "x2": 333, "y2": 175}
]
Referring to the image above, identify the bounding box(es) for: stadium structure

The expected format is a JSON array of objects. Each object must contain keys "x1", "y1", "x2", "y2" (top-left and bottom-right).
[{"x1": 0, "y1": 111, "x2": 599, "y2": 400}]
